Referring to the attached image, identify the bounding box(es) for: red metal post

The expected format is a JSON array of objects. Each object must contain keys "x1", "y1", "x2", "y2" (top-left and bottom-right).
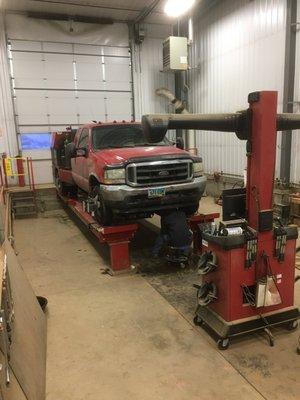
[
  {"x1": 26, "y1": 157, "x2": 32, "y2": 190},
  {"x1": 108, "y1": 241, "x2": 132, "y2": 273},
  {"x1": 29, "y1": 157, "x2": 35, "y2": 191},
  {"x1": 246, "y1": 91, "x2": 277, "y2": 231},
  {"x1": 16, "y1": 157, "x2": 25, "y2": 187}
]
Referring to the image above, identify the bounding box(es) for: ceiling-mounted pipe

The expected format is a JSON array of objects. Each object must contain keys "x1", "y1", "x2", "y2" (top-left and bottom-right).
[{"x1": 155, "y1": 87, "x2": 196, "y2": 149}]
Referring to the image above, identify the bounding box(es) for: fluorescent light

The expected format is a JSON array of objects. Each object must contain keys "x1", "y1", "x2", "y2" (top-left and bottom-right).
[{"x1": 164, "y1": 0, "x2": 195, "y2": 18}]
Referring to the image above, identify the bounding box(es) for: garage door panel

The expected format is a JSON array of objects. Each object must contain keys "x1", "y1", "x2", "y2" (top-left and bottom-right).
[
  {"x1": 104, "y1": 83, "x2": 131, "y2": 91},
  {"x1": 44, "y1": 54, "x2": 74, "y2": 89},
  {"x1": 14, "y1": 93, "x2": 48, "y2": 125},
  {"x1": 22, "y1": 149, "x2": 51, "y2": 160},
  {"x1": 75, "y1": 56, "x2": 104, "y2": 89},
  {"x1": 103, "y1": 47, "x2": 129, "y2": 57},
  {"x1": 77, "y1": 93, "x2": 106, "y2": 123},
  {"x1": 12, "y1": 53, "x2": 44, "y2": 88},
  {"x1": 10, "y1": 40, "x2": 42, "y2": 52},
  {"x1": 74, "y1": 44, "x2": 102, "y2": 55},
  {"x1": 11, "y1": 52, "x2": 42, "y2": 64},
  {"x1": 43, "y1": 42, "x2": 73, "y2": 53},
  {"x1": 47, "y1": 92, "x2": 77, "y2": 125},
  {"x1": 73, "y1": 44, "x2": 129, "y2": 58},
  {"x1": 106, "y1": 93, "x2": 132, "y2": 120},
  {"x1": 106, "y1": 64, "x2": 131, "y2": 85},
  {"x1": 105, "y1": 57, "x2": 130, "y2": 66}
]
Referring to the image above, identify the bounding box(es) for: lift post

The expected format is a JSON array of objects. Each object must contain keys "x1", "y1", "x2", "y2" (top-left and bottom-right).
[{"x1": 62, "y1": 197, "x2": 138, "y2": 275}]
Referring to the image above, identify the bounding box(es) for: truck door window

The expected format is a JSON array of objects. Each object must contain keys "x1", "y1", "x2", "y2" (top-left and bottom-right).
[{"x1": 78, "y1": 128, "x2": 89, "y2": 149}]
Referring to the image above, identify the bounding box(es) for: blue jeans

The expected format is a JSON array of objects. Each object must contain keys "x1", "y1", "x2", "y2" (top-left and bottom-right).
[{"x1": 152, "y1": 234, "x2": 170, "y2": 256}]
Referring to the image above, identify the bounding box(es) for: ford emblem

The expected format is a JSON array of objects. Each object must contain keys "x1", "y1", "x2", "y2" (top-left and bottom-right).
[{"x1": 158, "y1": 170, "x2": 169, "y2": 176}]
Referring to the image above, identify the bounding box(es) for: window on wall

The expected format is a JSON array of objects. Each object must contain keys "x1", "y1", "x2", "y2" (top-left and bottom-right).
[{"x1": 20, "y1": 133, "x2": 51, "y2": 150}]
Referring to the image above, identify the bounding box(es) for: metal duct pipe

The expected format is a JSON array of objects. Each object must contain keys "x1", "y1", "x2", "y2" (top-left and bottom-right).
[
  {"x1": 142, "y1": 112, "x2": 249, "y2": 143},
  {"x1": 142, "y1": 111, "x2": 300, "y2": 143},
  {"x1": 155, "y1": 87, "x2": 196, "y2": 149}
]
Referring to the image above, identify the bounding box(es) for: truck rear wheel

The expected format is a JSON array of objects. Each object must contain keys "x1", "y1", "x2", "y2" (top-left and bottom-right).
[
  {"x1": 55, "y1": 176, "x2": 68, "y2": 196},
  {"x1": 90, "y1": 186, "x2": 113, "y2": 226},
  {"x1": 55, "y1": 174, "x2": 77, "y2": 198}
]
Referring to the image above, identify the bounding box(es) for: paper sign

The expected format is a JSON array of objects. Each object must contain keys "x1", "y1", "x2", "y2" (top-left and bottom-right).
[{"x1": 4, "y1": 158, "x2": 13, "y2": 177}]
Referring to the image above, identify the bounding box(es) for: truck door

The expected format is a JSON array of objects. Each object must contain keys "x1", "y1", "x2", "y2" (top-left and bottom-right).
[{"x1": 71, "y1": 128, "x2": 89, "y2": 190}]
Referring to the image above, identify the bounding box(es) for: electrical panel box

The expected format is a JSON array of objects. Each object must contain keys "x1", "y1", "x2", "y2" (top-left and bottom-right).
[{"x1": 163, "y1": 36, "x2": 188, "y2": 71}]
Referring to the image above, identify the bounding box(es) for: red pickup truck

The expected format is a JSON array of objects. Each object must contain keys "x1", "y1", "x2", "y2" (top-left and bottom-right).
[{"x1": 51, "y1": 122, "x2": 206, "y2": 225}]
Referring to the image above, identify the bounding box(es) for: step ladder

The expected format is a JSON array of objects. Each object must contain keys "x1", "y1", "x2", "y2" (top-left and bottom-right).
[{"x1": 11, "y1": 189, "x2": 38, "y2": 219}]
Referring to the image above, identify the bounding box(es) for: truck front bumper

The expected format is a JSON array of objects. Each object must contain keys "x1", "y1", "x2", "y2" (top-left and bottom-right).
[{"x1": 99, "y1": 176, "x2": 207, "y2": 215}]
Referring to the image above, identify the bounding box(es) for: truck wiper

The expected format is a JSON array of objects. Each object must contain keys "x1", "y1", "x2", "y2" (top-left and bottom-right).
[
  {"x1": 135, "y1": 143, "x2": 164, "y2": 147},
  {"x1": 101, "y1": 145, "x2": 133, "y2": 149}
]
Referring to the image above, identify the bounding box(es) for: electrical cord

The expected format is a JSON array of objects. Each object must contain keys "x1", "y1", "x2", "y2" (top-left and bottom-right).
[
  {"x1": 296, "y1": 247, "x2": 300, "y2": 271},
  {"x1": 241, "y1": 284, "x2": 256, "y2": 307}
]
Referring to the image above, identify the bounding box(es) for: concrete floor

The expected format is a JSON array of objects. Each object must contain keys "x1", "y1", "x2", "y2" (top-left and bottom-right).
[{"x1": 13, "y1": 198, "x2": 300, "y2": 400}]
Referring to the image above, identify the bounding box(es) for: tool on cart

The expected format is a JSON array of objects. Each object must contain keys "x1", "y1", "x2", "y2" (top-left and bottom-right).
[{"x1": 142, "y1": 91, "x2": 300, "y2": 349}]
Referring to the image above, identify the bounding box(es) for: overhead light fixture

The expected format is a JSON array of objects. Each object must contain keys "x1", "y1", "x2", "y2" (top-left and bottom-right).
[{"x1": 164, "y1": 0, "x2": 195, "y2": 18}]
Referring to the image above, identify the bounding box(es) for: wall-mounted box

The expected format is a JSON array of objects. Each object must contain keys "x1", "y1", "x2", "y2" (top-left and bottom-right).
[{"x1": 163, "y1": 36, "x2": 188, "y2": 71}]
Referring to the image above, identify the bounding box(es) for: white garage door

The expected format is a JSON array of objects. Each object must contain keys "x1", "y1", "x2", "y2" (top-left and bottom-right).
[{"x1": 8, "y1": 38, "x2": 133, "y2": 183}]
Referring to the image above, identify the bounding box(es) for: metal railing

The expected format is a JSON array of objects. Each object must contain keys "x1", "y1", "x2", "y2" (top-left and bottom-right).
[{"x1": 1, "y1": 155, "x2": 35, "y2": 191}]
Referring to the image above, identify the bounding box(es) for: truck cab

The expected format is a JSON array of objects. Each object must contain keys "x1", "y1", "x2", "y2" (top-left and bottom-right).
[{"x1": 52, "y1": 121, "x2": 206, "y2": 225}]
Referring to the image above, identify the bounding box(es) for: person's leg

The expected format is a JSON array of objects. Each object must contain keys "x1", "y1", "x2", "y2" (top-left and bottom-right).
[{"x1": 152, "y1": 234, "x2": 165, "y2": 257}]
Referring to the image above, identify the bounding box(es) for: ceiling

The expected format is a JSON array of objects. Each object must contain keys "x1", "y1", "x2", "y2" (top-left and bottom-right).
[{"x1": 1, "y1": 0, "x2": 174, "y2": 24}]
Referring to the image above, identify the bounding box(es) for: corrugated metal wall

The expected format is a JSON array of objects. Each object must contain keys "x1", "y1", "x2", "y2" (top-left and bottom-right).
[
  {"x1": 132, "y1": 23, "x2": 175, "y2": 141},
  {"x1": 291, "y1": 0, "x2": 300, "y2": 184},
  {"x1": 188, "y1": 0, "x2": 286, "y2": 177}
]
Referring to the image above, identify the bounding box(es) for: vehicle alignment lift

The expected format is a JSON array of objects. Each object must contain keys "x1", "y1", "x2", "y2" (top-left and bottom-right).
[
  {"x1": 142, "y1": 91, "x2": 300, "y2": 348},
  {"x1": 58, "y1": 192, "x2": 219, "y2": 275}
]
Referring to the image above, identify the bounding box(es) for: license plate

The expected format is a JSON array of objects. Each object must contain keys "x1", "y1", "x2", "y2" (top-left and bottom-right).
[{"x1": 148, "y1": 187, "x2": 166, "y2": 198}]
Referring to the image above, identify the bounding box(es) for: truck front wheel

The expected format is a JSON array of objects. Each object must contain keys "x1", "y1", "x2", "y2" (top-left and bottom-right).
[{"x1": 90, "y1": 186, "x2": 113, "y2": 226}]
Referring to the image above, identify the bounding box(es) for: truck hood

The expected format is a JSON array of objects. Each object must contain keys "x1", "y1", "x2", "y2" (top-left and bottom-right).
[{"x1": 93, "y1": 146, "x2": 192, "y2": 166}]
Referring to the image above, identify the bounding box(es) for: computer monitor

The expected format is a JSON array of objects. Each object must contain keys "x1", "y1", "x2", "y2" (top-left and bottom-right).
[{"x1": 222, "y1": 188, "x2": 246, "y2": 221}]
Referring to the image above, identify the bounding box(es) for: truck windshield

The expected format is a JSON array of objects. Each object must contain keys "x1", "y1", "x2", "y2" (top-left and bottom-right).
[{"x1": 92, "y1": 125, "x2": 171, "y2": 150}]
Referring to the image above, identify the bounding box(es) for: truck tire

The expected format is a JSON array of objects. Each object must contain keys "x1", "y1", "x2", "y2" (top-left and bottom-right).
[
  {"x1": 55, "y1": 172, "x2": 77, "y2": 198},
  {"x1": 55, "y1": 175, "x2": 68, "y2": 196},
  {"x1": 90, "y1": 186, "x2": 113, "y2": 226}
]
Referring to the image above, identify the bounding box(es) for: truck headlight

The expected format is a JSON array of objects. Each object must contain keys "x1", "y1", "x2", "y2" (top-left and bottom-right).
[
  {"x1": 104, "y1": 168, "x2": 125, "y2": 184},
  {"x1": 193, "y1": 161, "x2": 203, "y2": 177}
]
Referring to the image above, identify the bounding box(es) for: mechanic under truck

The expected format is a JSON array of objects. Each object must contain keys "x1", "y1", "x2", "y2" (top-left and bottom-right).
[{"x1": 51, "y1": 121, "x2": 206, "y2": 225}]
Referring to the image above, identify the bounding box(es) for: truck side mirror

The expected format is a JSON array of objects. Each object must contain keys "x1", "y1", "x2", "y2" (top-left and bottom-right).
[
  {"x1": 176, "y1": 137, "x2": 184, "y2": 150},
  {"x1": 76, "y1": 148, "x2": 87, "y2": 157},
  {"x1": 65, "y1": 142, "x2": 76, "y2": 159}
]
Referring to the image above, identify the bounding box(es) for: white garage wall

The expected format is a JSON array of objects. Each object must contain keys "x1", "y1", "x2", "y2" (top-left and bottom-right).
[
  {"x1": 188, "y1": 0, "x2": 286, "y2": 177},
  {"x1": 291, "y1": 0, "x2": 300, "y2": 185}
]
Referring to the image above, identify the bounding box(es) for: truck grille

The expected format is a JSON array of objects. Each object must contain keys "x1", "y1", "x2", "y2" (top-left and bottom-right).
[{"x1": 126, "y1": 160, "x2": 193, "y2": 187}]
